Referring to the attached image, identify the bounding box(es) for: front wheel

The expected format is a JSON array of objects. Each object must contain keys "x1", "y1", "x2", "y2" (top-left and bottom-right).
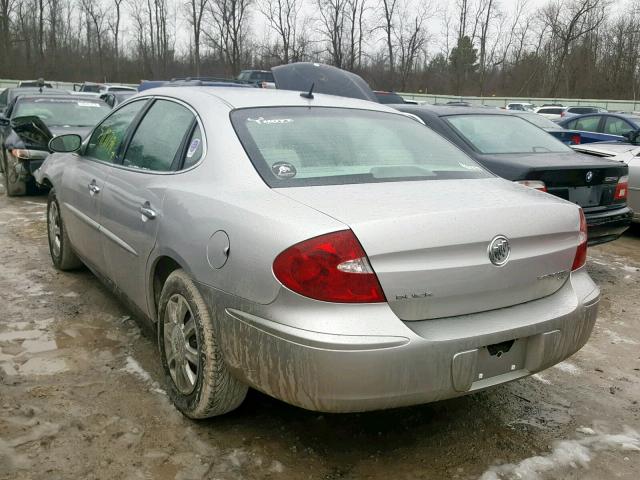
[
  {"x1": 158, "y1": 269, "x2": 247, "y2": 418},
  {"x1": 47, "y1": 189, "x2": 83, "y2": 270}
]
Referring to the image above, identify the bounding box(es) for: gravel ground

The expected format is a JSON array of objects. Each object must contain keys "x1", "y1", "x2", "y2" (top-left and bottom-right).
[{"x1": 0, "y1": 186, "x2": 639, "y2": 480}]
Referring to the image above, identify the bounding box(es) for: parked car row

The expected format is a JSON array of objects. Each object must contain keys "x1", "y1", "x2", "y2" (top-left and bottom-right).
[{"x1": 1, "y1": 63, "x2": 633, "y2": 421}]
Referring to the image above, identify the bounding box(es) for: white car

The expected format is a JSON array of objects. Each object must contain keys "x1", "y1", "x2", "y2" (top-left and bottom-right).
[
  {"x1": 506, "y1": 102, "x2": 535, "y2": 112},
  {"x1": 535, "y1": 106, "x2": 565, "y2": 121},
  {"x1": 572, "y1": 141, "x2": 640, "y2": 223}
]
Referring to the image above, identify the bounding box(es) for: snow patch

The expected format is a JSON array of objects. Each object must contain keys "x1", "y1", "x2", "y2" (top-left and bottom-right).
[
  {"x1": 532, "y1": 374, "x2": 552, "y2": 385},
  {"x1": 553, "y1": 361, "x2": 580, "y2": 375},
  {"x1": 603, "y1": 329, "x2": 638, "y2": 345},
  {"x1": 480, "y1": 426, "x2": 640, "y2": 480},
  {"x1": 122, "y1": 356, "x2": 152, "y2": 383}
]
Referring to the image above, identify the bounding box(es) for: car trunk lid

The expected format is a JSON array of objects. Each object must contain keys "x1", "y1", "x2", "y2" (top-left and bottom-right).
[{"x1": 276, "y1": 178, "x2": 581, "y2": 320}]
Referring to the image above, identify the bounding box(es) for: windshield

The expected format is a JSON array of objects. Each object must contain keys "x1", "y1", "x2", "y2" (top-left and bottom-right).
[
  {"x1": 516, "y1": 113, "x2": 560, "y2": 130},
  {"x1": 445, "y1": 114, "x2": 570, "y2": 154},
  {"x1": 14, "y1": 98, "x2": 111, "y2": 127},
  {"x1": 231, "y1": 107, "x2": 490, "y2": 187}
]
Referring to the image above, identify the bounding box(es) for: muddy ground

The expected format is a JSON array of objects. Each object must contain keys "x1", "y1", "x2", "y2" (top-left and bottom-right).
[{"x1": 0, "y1": 185, "x2": 639, "y2": 480}]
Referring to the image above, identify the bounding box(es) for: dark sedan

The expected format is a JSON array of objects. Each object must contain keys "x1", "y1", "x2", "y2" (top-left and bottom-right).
[
  {"x1": 0, "y1": 87, "x2": 69, "y2": 114},
  {"x1": 396, "y1": 105, "x2": 633, "y2": 245},
  {"x1": 557, "y1": 113, "x2": 640, "y2": 142},
  {"x1": 0, "y1": 94, "x2": 111, "y2": 195}
]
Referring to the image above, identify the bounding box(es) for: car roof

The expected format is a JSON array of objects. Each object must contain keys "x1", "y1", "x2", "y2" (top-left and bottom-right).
[
  {"x1": 16, "y1": 94, "x2": 106, "y2": 102},
  {"x1": 140, "y1": 86, "x2": 399, "y2": 112},
  {"x1": 398, "y1": 104, "x2": 513, "y2": 117}
]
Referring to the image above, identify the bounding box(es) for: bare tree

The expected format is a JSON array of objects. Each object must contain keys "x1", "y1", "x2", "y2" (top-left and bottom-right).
[
  {"x1": 379, "y1": 0, "x2": 398, "y2": 82},
  {"x1": 316, "y1": 0, "x2": 348, "y2": 67},
  {"x1": 185, "y1": 0, "x2": 208, "y2": 76},
  {"x1": 109, "y1": 0, "x2": 124, "y2": 78},
  {"x1": 259, "y1": 0, "x2": 301, "y2": 63},
  {"x1": 541, "y1": 0, "x2": 611, "y2": 96},
  {"x1": 396, "y1": 7, "x2": 428, "y2": 91},
  {"x1": 206, "y1": 0, "x2": 252, "y2": 74}
]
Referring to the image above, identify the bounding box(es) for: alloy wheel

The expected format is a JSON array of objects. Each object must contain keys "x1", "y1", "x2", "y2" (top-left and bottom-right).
[{"x1": 163, "y1": 294, "x2": 200, "y2": 395}]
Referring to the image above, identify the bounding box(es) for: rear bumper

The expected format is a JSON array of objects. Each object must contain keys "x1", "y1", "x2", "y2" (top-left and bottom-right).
[
  {"x1": 201, "y1": 269, "x2": 599, "y2": 413},
  {"x1": 585, "y1": 206, "x2": 633, "y2": 245}
]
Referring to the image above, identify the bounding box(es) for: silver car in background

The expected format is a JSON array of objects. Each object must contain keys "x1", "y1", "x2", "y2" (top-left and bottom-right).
[{"x1": 36, "y1": 87, "x2": 599, "y2": 418}]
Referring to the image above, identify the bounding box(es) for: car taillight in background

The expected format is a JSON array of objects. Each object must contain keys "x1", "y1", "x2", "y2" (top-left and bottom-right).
[
  {"x1": 570, "y1": 134, "x2": 581, "y2": 145},
  {"x1": 273, "y1": 230, "x2": 386, "y2": 303},
  {"x1": 571, "y1": 209, "x2": 588, "y2": 271},
  {"x1": 515, "y1": 180, "x2": 547, "y2": 192},
  {"x1": 614, "y1": 175, "x2": 628, "y2": 201}
]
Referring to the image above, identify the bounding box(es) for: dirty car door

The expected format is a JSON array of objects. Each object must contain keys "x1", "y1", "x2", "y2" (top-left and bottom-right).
[
  {"x1": 60, "y1": 99, "x2": 148, "y2": 272},
  {"x1": 99, "y1": 99, "x2": 198, "y2": 315}
]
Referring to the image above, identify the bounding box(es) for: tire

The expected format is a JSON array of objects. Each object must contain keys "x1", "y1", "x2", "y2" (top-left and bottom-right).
[
  {"x1": 158, "y1": 269, "x2": 247, "y2": 418},
  {"x1": 47, "y1": 189, "x2": 83, "y2": 270},
  {"x1": 3, "y1": 150, "x2": 27, "y2": 197}
]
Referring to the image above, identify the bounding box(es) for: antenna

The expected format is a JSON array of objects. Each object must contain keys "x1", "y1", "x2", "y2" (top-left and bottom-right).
[{"x1": 300, "y1": 82, "x2": 314, "y2": 100}]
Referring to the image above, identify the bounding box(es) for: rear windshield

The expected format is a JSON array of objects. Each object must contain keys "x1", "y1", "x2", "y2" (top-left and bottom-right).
[
  {"x1": 538, "y1": 108, "x2": 563, "y2": 115},
  {"x1": 14, "y1": 98, "x2": 111, "y2": 127},
  {"x1": 445, "y1": 114, "x2": 571, "y2": 154},
  {"x1": 376, "y1": 92, "x2": 405, "y2": 104},
  {"x1": 569, "y1": 107, "x2": 599, "y2": 114},
  {"x1": 231, "y1": 107, "x2": 490, "y2": 187}
]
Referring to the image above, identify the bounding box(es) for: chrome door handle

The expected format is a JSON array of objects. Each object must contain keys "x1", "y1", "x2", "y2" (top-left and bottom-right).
[
  {"x1": 88, "y1": 182, "x2": 100, "y2": 195},
  {"x1": 140, "y1": 203, "x2": 157, "y2": 220}
]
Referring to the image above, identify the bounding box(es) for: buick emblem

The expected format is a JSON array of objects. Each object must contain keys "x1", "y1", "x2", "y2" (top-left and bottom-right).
[
  {"x1": 586, "y1": 171, "x2": 593, "y2": 182},
  {"x1": 488, "y1": 235, "x2": 511, "y2": 266}
]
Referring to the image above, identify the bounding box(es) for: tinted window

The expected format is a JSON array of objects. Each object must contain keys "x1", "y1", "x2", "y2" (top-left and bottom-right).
[
  {"x1": 446, "y1": 114, "x2": 570, "y2": 154},
  {"x1": 123, "y1": 100, "x2": 194, "y2": 171},
  {"x1": 85, "y1": 100, "x2": 147, "y2": 163},
  {"x1": 0, "y1": 89, "x2": 8, "y2": 107},
  {"x1": 13, "y1": 98, "x2": 111, "y2": 126},
  {"x1": 570, "y1": 107, "x2": 599, "y2": 114},
  {"x1": 573, "y1": 116, "x2": 601, "y2": 132},
  {"x1": 604, "y1": 117, "x2": 634, "y2": 136},
  {"x1": 538, "y1": 108, "x2": 563, "y2": 115},
  {"x1": 183, "y1": 125, "x2": 204, "y2": 169},
  {"x1": 231, "y1": 107, "x2": 490, "y2": 187},
  {"x1": 249, "y1": 72, "x2": 274, "y2": 82},
  {"x1": 376, "y1": 92, "x2": 405, "y2": 104}
]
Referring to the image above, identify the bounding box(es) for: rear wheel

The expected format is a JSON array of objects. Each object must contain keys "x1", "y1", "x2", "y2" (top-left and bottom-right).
[
  {"x1": 158, "y1": 269, "x2": 247, "y2": 418},
  {"x1": 2, "y1": 150, "x2": 27, "y2": 196},
  {"x1": 47, "y1": 189, "x2": 83, "y2": 270}
]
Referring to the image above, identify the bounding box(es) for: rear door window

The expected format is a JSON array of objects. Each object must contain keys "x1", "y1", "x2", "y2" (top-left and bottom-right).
[
  {"x1": 573, "y1": 116, "x2": 601, "y2": 132},
  {"x1": 122, "y1": 99, "x2": 195, "y2": 172}
]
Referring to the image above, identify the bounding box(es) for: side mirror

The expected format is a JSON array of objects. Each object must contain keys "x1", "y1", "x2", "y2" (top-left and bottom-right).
[
  {"x1": 49, "y1": 134, "x2": 82, "y2": 153},
  {"x1": 622, "y1": 129, "x2": 640, "y2": 145}
]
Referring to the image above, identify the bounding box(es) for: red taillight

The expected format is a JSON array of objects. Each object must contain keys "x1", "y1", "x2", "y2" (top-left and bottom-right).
[
  {"x1": 571, "y1": 209, "x2": 588, "y2": 271},
  {"x1": 515, "y1": 180, "x2": 547, "y2": 192},
  {"x1": 273, "y1": 230, "x2": 386, "y2": 303},
  {"x1": 570, "y1": 134, "x2": 581, "y2": 145},
  {"x1": 614, "y1": 175, "x2": 628, "y2": 201}
]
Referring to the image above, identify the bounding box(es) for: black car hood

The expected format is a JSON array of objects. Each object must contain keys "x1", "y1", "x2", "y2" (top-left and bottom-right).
[{"x1": 272, "y1": 62, "x2": 378, "y2": 102}]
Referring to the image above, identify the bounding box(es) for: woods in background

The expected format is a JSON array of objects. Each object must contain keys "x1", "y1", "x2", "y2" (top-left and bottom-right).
[{"x1": 0, "y1": 0, "x2": 639, "y2": 99}]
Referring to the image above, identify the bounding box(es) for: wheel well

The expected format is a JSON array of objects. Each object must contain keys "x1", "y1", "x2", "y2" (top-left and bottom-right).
[{"x1": 152, "y1": 256, "x2": 182, "y2": 315}]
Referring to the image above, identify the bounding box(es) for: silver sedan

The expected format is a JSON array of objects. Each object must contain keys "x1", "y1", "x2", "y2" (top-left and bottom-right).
[{"x1": 36, "y1": 87, "x2": 599, "y2": 418}]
